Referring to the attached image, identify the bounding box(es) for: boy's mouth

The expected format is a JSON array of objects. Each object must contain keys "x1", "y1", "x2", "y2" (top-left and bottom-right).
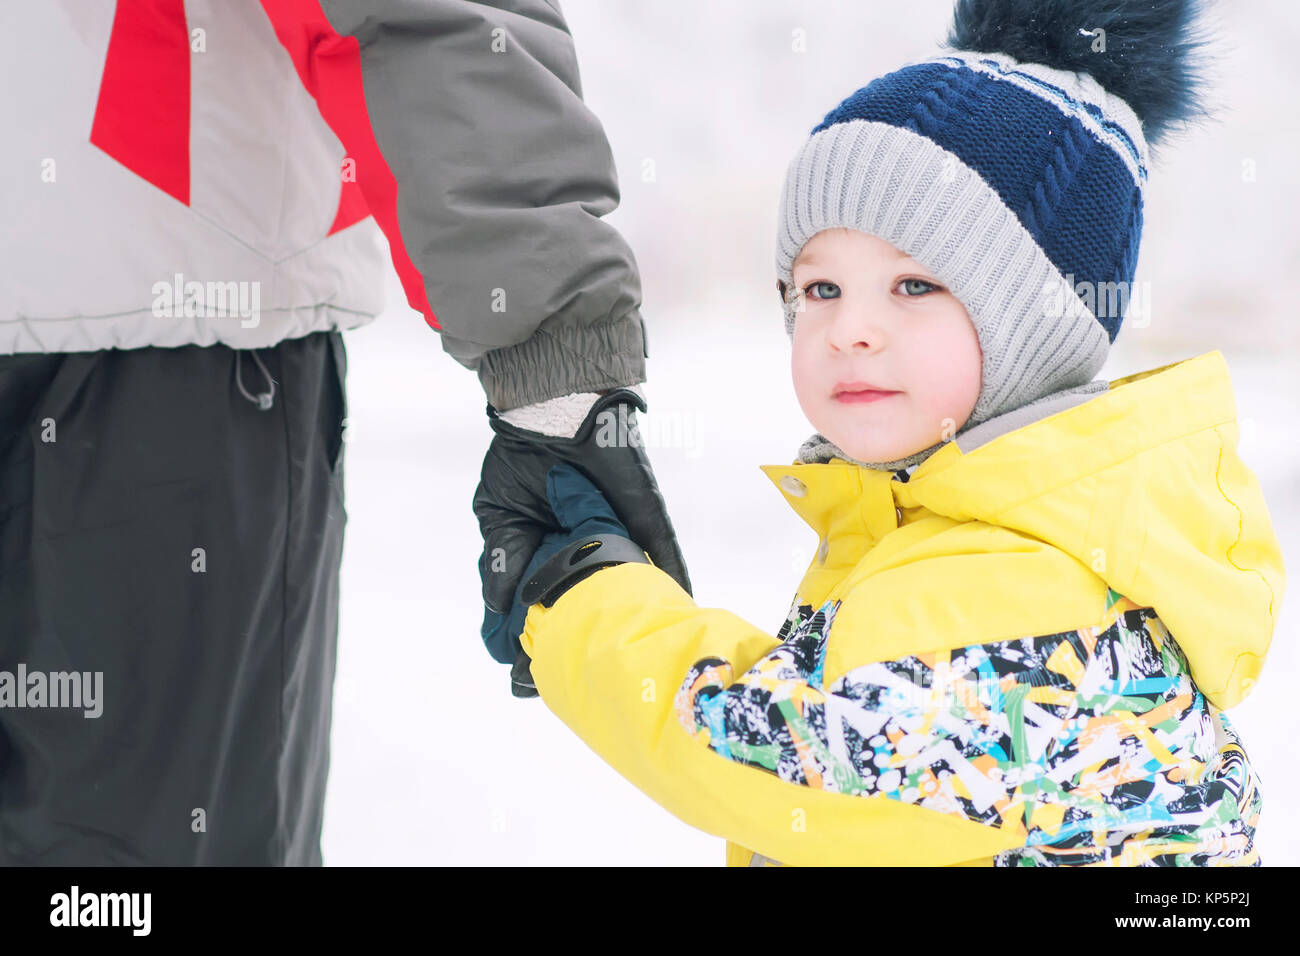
[{"x1": 832, "y1": 382, "x2": 901, "y2": 404}]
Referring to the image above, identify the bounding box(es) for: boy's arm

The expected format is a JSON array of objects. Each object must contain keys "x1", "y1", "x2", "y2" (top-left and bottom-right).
[
  {"x1": 519, "y1": 561, "x2": 1021, "y2": 866},
  {"x1": 523, "y1": 559, "x2": 1261, "y2": 866}
]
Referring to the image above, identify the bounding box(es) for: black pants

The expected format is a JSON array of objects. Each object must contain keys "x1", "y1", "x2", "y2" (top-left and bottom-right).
[{"x1": 0, "y1": 331, "x2": 347, "y2": 865}]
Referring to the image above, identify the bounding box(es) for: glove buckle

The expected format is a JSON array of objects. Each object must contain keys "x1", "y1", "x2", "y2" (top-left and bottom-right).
[{"x1": 519, "y1": 533, "x2": 650, "y2": 608}]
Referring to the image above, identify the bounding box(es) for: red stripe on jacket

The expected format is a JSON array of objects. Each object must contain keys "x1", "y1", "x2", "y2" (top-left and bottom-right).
[
  {"x1": 257, "y1": 0, "x2": 442, "y2": 330},
  {"x1": 90, "y1": 0, "x2": 192, "y2": 205}
]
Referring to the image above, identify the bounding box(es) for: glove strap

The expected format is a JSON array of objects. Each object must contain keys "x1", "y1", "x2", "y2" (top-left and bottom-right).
[{"x1": 519, "y1": 534, "x2": 651, "y2": 608}]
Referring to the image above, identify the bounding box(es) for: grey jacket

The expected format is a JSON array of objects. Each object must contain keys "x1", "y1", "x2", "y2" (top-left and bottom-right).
[{"x1": 0, "y1": 0, "x2": 646, "y2": 411}]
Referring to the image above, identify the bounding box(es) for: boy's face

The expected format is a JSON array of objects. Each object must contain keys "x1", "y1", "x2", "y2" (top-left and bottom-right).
[{"x1": 789, "y1": 228, "x2": 982, "y2": 464}]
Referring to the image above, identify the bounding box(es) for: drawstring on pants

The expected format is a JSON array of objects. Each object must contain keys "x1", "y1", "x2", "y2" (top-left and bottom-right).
[{"x1": 235, "y1": 349, "x2": 277, "y2": 411}]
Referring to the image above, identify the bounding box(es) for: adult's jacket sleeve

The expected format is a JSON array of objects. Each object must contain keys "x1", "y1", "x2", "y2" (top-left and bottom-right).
[
  {"x1": 518, "y1": 561, "x2": 1022, "y2": 866},
  {"x1": 260, "y1": 0, "x2": 648, "y2": 411}
]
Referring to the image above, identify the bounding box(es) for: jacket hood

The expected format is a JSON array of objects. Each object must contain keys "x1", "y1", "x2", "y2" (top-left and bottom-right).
[{"x1": 760, "y1": 350, "x2": 1285, "y2": 710}]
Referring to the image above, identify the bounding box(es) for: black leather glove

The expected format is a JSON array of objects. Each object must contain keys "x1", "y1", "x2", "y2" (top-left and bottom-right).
[
  {"x1": 481, "y1": 462, "x2": 645, "y2": 698},
  {"x1": 473, "y1": 388, "x2": 692, "y2": 686}
]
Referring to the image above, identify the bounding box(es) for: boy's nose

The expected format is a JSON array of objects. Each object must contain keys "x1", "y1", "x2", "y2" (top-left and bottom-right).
[{"x1": 827, "y1": 308, "x2": 885, "y2": 353}]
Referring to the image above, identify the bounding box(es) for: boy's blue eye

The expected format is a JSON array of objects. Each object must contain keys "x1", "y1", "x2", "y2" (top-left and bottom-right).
[
  {"x1": 805, "y1": 281, "x2": 841, "y2": 300},
  {"x1": 900, "y1": 278, "x2": 939, "y2": 296}
]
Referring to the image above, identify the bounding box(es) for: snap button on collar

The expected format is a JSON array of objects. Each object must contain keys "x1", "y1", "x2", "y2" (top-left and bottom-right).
[{"x1": 780, "y1": 475, "x2": 807, "y2": 497}]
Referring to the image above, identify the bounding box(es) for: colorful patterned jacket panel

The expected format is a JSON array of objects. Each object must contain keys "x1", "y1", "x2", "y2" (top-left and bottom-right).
[{"x1": 677, "y1": 589, "x2": 1262, "y2": 866}]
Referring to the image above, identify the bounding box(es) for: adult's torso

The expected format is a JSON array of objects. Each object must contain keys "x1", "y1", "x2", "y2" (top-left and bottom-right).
[{"x1": 0, "y1": 0, "x2": 387, "y2": 354}]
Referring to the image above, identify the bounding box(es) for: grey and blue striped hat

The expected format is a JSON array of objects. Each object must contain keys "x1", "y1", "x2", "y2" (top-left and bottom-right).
[{"x1": 777, "y1": 0, "x2": 1212, "y2": 436}]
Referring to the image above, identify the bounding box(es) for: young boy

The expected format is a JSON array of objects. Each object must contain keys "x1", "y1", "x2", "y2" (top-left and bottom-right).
[{"x1": 505, "y1": 0, "x2": 1286, "y2": 865}]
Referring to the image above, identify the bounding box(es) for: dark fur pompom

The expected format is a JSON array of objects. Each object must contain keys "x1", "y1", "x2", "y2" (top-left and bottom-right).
[{"x1": 947, "y1": 0, "x2": 1214, "y2": 147}]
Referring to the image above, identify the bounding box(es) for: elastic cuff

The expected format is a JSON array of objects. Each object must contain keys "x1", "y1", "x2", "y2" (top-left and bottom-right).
[{"x1": 479, "y1": 310, "x2": 648, "y2": 412}]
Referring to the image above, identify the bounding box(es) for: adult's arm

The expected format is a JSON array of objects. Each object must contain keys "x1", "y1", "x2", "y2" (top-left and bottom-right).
[{"x1": 259, "y1": 0, "x2": 647, "y2": 411}]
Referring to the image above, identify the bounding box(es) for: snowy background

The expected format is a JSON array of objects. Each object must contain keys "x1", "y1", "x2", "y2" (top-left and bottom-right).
[{"x1": 321, "y1": 0, "x2": 1299, "y2": 865}]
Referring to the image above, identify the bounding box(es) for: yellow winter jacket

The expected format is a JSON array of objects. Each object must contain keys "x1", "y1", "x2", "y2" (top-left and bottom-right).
[{"x1": 520, "y1": 350, "x2": 1285, "y2": 866}]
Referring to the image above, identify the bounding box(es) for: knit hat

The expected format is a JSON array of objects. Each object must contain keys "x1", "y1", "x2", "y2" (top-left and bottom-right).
[{"x1": 776, "y1": 0, "x2": 1212, "y2": 471}]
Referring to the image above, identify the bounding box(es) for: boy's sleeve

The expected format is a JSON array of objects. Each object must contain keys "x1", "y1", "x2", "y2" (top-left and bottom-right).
[
  {"x1": 258, "y1": 0, "x2": 647, "y2": 411},
  {"x1": 519, "y1": 561, "x2": 1022, "y2": 866}
]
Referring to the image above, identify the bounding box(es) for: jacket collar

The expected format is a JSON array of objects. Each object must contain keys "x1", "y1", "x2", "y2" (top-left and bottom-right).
[{"x1": 760, "y1": 352, "x2": 1229, "y2": 537}]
